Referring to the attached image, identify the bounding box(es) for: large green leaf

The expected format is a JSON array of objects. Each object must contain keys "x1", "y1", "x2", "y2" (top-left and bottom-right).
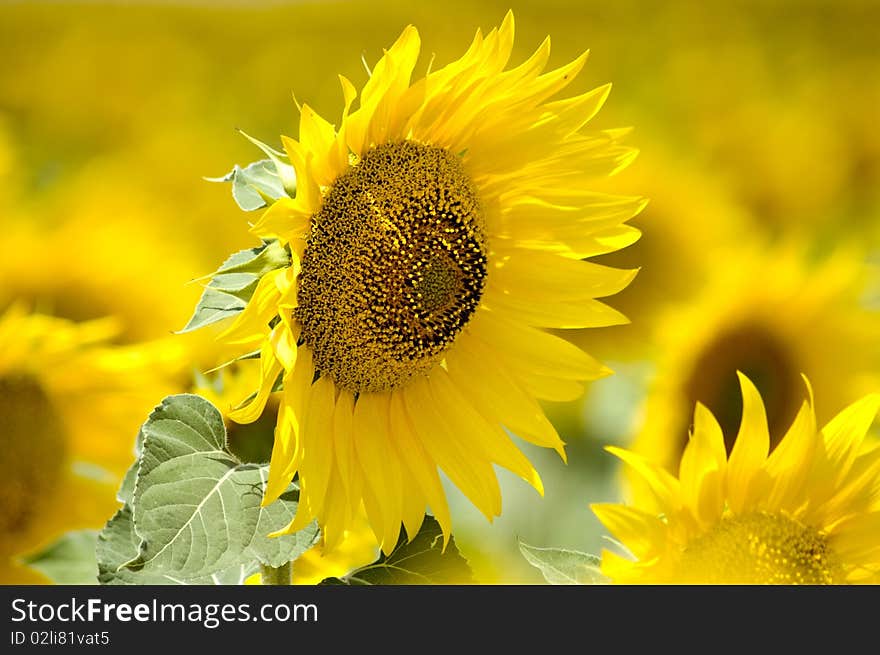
[
  {"x1": 98, "y1": 506, "x2": 205, "y2": 585},
  {"x1": 322, "y1": 516, "x2": 473, "y2": 585},
  {"x1": 518, "y1": 540, "x2": 608, "y2": 584},
  {"x1": 22, "y1": 531, "x2": 99, "y2": 584},
  {"x1": 123, "y1": 395, "x2": 318, "y2": 579},
  {"x1": 178, "y1": 240, "x2": 289, "y2": 333},
  {"x1": 96, "y1": 506, "x2": 258, "y2": 585}
]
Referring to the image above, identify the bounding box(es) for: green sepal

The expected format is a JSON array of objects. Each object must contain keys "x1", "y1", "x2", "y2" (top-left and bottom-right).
[
  {"x1": 178, "y1": 240, "x2": 289, "y2": 333},
  {"x1": 237, "y1": 130, "x2": 297, "y2": 197},
  {"x1": 205, "y1": 155, "x2": 294, "y2": 212}
]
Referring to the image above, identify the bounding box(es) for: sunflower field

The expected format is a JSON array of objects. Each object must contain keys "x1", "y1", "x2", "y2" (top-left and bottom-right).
[{"x1": 1, "y1": 0, "x2": 879, "y2": 588}]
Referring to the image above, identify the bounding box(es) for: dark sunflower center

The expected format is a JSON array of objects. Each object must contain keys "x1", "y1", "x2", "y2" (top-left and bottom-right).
[
  {"x1": 297, "y1": 140, "x2": 487, "y2": 394},
  {"x1": 679, "y1": 322, "x2": 801, "y2": 463},
  {"x1": 0, "y1": 375, "x2": 67, "y2": 541}
]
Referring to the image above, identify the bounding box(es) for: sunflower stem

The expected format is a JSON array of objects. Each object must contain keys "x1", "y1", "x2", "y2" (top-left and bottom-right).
[{"x1": 260, "y1": 562, "x2": 292, "y2": 585}]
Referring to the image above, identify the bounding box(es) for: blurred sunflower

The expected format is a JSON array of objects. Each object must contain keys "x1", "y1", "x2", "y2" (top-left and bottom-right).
[
  {"x1": 219, "y1": 12, "x2": 643, "y2": 552},
  {"x1": 628, "y1": 241, "x2": 880, "y2": 494},
  {"x1": 0, "y1": 306, "x2": 180, "y2": 583},
  {"x1": 0, "y1": 199, "x2": 243, "y2": 384},
  {"x1": 594, "y1": 373, "x2": 880, "y2": 583},
  {"x1": 2, "y1": 203, "x2": 205, "y2": 345},
  {"x1": 572, "y1": 144, "x2": 750, "y2": 360},
  {"x1": 194, "y1": 365, "x2": 378, "y2": 583}
]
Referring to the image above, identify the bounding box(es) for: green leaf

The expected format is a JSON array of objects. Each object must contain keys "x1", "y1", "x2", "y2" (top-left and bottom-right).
[
  {"x1": 206, "y1": 159, "x2": 290, "y2": 211},
  {"x1": 211, "y1": 240, "x2": 290, "y2": 279},
  {"x1": 323, "y1": 516, "x2": 473, "y2": 585},
  {"x1": 97, "y1": 506, "x2": 260, "y2": 585},
  {"x1": 125, "y1": 395, "x2": 319, "y2": 579},
  {"x1": 236, "y1": 131, "x2": 297, "y2": 197},
  {"x1": 246, "y1": 483, "x2": 320, "y2": 568},
  {"x1": 117, "y1": 462, "x2": 138, "y2": 504},
  {"x1": 178, "y1": 240, "x2": 289, "y2": 333},
  {"x1": 22, "y1": 531, "x2": 99, "y2": 584},
  {"x1": 518, "y1": 540, "x2": 609, "y2": 585},
  {"x1": 177, "y1": 286, "x2": 246, "y2": 333},
  {"x1": 97, "y1": 506, "x2": 204, "y2": 584}
]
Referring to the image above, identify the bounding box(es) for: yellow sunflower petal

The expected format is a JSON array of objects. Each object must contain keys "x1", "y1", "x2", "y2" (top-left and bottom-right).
[
  {"x1": 331, "y1": 389, "x2": 357, "y2": 511},
  {"x1": 606, "y1": 446, "x2": 681, "y2": 514},
  {"x1": 226, "y1": 340, "x2": 282, "y2": 424},
  {"x1": 488, "y1": 247, "x2": 638, "y2": 301},
  {"x1": 389, "y1": 391, "x2": 452, "y2": 540},
  {"x1": 403, "y1": 377, "x2": 502, "y2": 520},
  {"x1": 445, "y1": 337, "x2": 566, "y2": 459},
  {"x1": 263, "y1": 348, "x2": 314, "y2": 506},
  {"x1": 249, "y1": 197, "x2": 311, "y2": 242},
  {"x1": 217, "y1": 269, "x2": 284, "y2": 345},
  {"x1": 820, "y1": 392, "x2": 880, "y2": 480},
  {"x1": 763, "y1": 398, "x2": 817, "y2": 512},
  {"x1": 678, "y1": 403, "x2": 727, "y2": 525},
  {"x1": 296, "y1": 376, "x2": 336, "y2": 519},
  {"x1": 353, "y1": 392, "x2": 403, "y2": 553},
  {"x1": 430, "y1": 368, "x2": 543, "y2": 496},
  {"x1": 591, "y1": 503, "x2": 667, "y2": 560},
  {"x1": 467, "y1": 310, "x2": 610, "y2": 380},
  {"x1": 727, "y1": 372, "x2": 771, "y2": 513}
]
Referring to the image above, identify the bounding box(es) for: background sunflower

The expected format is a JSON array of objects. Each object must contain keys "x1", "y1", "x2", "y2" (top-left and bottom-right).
[
  {"x1": 1, "y1": 0, "x2": 878, "y2": 583},
  {"x1": 0, "y1": 307, "x2": 181, "y2": 583}
]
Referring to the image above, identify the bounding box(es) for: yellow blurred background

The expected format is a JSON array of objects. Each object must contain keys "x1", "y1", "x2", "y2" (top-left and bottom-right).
[{"x1": 1, "y1": 0, "x2": 878, "y2": 583}]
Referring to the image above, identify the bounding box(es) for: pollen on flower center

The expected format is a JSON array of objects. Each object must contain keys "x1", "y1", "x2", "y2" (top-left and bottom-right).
[
  {"x1": 0, "y1": 375, "x2": 66, "y2": 539},
  {"x1": 678, "y1": 512, "x2": 843, "y2": 584},
  {"x1": 297, "y1": 140, "x2": 487, "y2": 394}
]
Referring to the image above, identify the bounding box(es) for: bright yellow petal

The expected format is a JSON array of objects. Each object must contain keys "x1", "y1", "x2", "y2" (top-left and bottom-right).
[
  {"x1": 429, "y1": 367, "x2": 543, "y2": 496},
  {"x1": 298, "y1": 104, "x2": 339, "y2": 186},
  {"x1": 249, "y1": 197, "x2": 311, "y2": 242},
  {"x1": 763, "y1": 398, "x2": 817, "y2": 512},
  {"x1": 488, "y1": 247, "x2": 638, "y2": 302},
  {"x1": 591, "y1": 503, "x2": 667, "y2": 560},
  {"x1": 296, "y1": 376, "x2": 336, "y2": 520},
  {"x1": 403, "y1": 377, "x2": 501, "y2": 520},
  {"x1": 678, "y1": 403, "x2": 726, "y2": 525},
  {"x1": 389, "y1": 390, "x2": 452, "y2": 541},
  {"x1": 217, "y1": 269, "x2": 284, "y2": 345},
  {"x1": 606, "y1": 446, "x2": 681, "y2": 515},
  {"x1": 484, "y1": 290, "x2": 630, "y2": 329},
  {"x1": 466, "y1": 309, "x2": 610, "y2": 381},
  {"x1": 820, "y1": 392, "x2": 880, "y2": 482},
  {"x1": 727, "y1": 372, "x2": 771, "y2": 513},
  {"x1": 263, "y1": 348, "x2": 313, "y2": 506},
  {"x1": 332, "y1": 389, "x2": 357, "y2": 512},
  {"x1": 445, "y1": 337, "x2": 566, "y2": 459},
  {"x1": 226, "y1": 340, "x2": 282, "y2": 424},
  {"x1": 352, "y1": 392, "x2": 403, "y2": 553}
]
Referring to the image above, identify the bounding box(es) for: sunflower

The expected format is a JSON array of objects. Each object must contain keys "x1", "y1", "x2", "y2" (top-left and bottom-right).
[
  {"x1": 0, "y1": 306, "x2": 180, "y2": 583},
  {"x1": 0, "y1": 203, "x2": 246, "y2": 390},
  {"x1": 593, "y1": 373, "x2": 880, "y2": 584},
  {"x1": 628, "y1": 241, "x2": 880, "y2": 497},
  {"x1": 217, "y1": 12, "x2": 642, "y2": 552},
  {"x1": 2, "y1": 203, "x2": 212, "y2": 345}
]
